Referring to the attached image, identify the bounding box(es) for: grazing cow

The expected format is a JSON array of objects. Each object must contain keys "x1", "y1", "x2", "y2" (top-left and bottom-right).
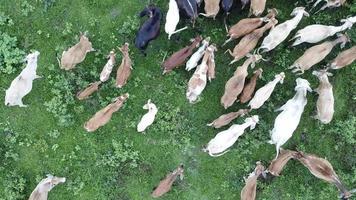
[
  {"x1": 135, "y1": 5, "x2": 162, "y2": 54},
  {"x1": 176, "y1": 0, "x2": 198, "y2": 25},
  {"x1": 240, "y1": 161, "x2": 266, "y2": 200},
  {"x1": 5, "y1": 51, "x2": 41, "y2": 107},
  {"x1": 267, "y1": 149, "x2": 297, "y2": 176},
  {"x1": 200, "y1": 0, "x2": 221, "y2": 19},
  {"x1": 186, "y1": 44, "x2": 217, "y2": 103},
  {"x1": 207, "y1": 44, "x2": 217, "y2": 82},
  {"x1": 151, "y1": 165, "x2": 184, "y2": 198},
  {"x1": 269, "y1": 78, "x2": 312, "y2": 159},
  {"x1": 328, "y1": 46, "x2": 356, "y2": 70},
  {"x1": 203, "y1": 115, "x2": 259, "y2": 157},
  {"x1": 290, "y1": 18, "x2": 353, "y2": 46},
  {"x1": 289, "y1": 34, "x2": 349, "y2": 74},
  {"x1": 137, "y1": 99, "x2": 158, "y2": 133},
  {"x1": 227, "y1": 18, "x2": 278, "y2": 64},
  {"x1": 249, "y1": 0, "x2": 266, "y2": 17},
  {"x1": 186, "y1": 37, "x2": 210, "y2": 71},
  {"x1": 221, "y1": 0, "x2": 234, "y2": 15},
  {"x1": 77, "y1": 81, "x2": 101, "y2": 100},
  {"x1": 258, "y1": 7, "x2": 309, "y2": 53},
  {"x1": 60, "y1": 34, "x2": 94, "y2": 70},
  {"x1": 221, "y1": 54, "x2": 262, "y2": 109},
  {"x1": 295, "y1": 151, "x2": 353, "y2": 199},
  {"x1": 100, "y1": 51, "x2": 116, "y2": 82},
  {"x1": 207, "y1": 108, "x2": 250, "y2": 128},
  {"x1": 249, "y1": 72, "x2": 285, "y2": 110},
  {"x1": 223, "y1": 8, "x2": 278, "y2": 46},
  {"x1": 28, "y1": 175, "x2": 66, "y2": 200},
  {"x1": 116, "y1": 43, "x2": 132, "y2": 88},
  {"x1": 240, "y1": 68, "x2": 263, "y2": 104},
  {"x1": 312, "y1": 70, "x2": 334, "y2": 124},
  {"x1": 310, "y1": 0, "x2": 346, "y2": 13},
  {"x1": 162, "y1": 36, "x2": 202, "y2": 74},
  {"x1": 165, "y1": 0, "x2": 188, "y2": 40},
  {"x1": 84, "y1": 93, "x2": 129, "y2": 132}
]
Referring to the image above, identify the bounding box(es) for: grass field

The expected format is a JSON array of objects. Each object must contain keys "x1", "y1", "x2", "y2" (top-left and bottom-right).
[{"x1": 0, "y1": 0, "x2": 355, "y2": 199}]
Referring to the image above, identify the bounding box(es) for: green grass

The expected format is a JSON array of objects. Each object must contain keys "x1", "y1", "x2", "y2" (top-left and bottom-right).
[{"x1": 0, "y1": 0, "x2": 355, "y2": 199}]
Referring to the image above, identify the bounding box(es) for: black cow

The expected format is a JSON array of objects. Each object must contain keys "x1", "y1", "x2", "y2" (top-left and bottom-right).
[
  {"x1": 135, "y1": 5, "x2": 162, "y2": 55},
  {"x1": 176, "y1": 0, "x2": 198, "y2": 26}
]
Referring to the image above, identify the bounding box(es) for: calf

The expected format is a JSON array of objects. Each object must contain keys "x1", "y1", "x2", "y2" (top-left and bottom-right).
[
  {"x1": 241, "y1": 161, "x2": 266, "y2": 200},
  {"x1": 289, "y1": 34, "x2": 349, "y2": 74},
  {"x1": 291, "y1": 18, "x2": 353, "y2": 46},
  {"x1": 267, "y1": 149, "x2": 297, "y2": 176},
  {"x1": 227, "y1": 18, "x2": 277, "y2": 64},
  {"x1": 249, "y1": 0, "x2": 266, "y2": 17},
  {"x1": 84, "y1": 93, "x2": 129, "y2": 132},
  {"x1": 310, "y1": 0, "x2": 346, "y2": 13},
  {"x1": 151, "y1": 165, "x2": 184, "y2": 198},
  {"x1": 312, "y1": 70, "x2": 334, "y2": 124},
  {"x1": 258, "y1": 7, "x2": 309, "y2": 53},
  {"x1": 249, "y1": 72, "x2": 285, "y2": 110},
  {"x1": 240, "y1": 68, "x2": 263, "y2": 104},
  {"x1": 295, "y1": 151, "x2": 353, "y2": 199},
  {"x1": 223, "y1": 8, "x2": 278, "y2": 46},
  {"x1": 200, "y1": 0, "x2": 220, "y2": 19},
  {"x1": 207, "y1": 108, "x2": 250, "y2": 128},
  {"x1": 203, "y1": 115, "x2": 259, "y2": 157},
  {"x1": 5, "y1": 51, "x2": 41, "y2": 107},
  {"x1": 77, "y1": 81, "x2": 101, "y2": 100},
  {"x1": 176, "y1": 0, "x2": 198, "y2": 25},
  {"x1": 162, "y1": 36, "x2": 202, "y2": 74},
  {"x1": 221, "y1": 54, "x2": 262, "y2": 109},
  {"x1": 135, "y1": 5, "x2": 161, "y2": 54},
  {"x1": 100, "y1": 51, "x2": 116, "y2": 82},
  {"x1": 186, "y1": 37, "x2": 210, "y2": 71},
  {"x1": 116, "y1": 43, "x2": 132, "y2": 88},
  {"x1": 137, "y1": 99, "x2": 158, "y2": 133},
  {"x1": 186, "y1": 44, "x2": 217, "y2": 103},
  {"x1": 329, "y1": 46, "x2": 356, "y2": 70},
  {"x1": 269, "y1": 78, "x2": 312, "y2": 159},
  {"x1": 28, "y1": 175, "x2": 65, "y2": 200},
  {"x1": 60, "y1": 34, "x2": 94, "y2": 70},
  {"x1": 165, "y1": 0, "x2": 188, "y2": 39}
]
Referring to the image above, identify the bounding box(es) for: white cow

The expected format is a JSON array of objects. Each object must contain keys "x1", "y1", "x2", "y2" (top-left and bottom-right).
[
  {"x1": 269, "y1": 78, "x2": 312, "y2": 159},
  {"x1": 203, "y1": 115, "x2": 259, "y2": 157},
  {"x1": 100, "y1": 50, "x2": 116, "y2": 82},
  {"x1": 249, "y1": 72, "x2": 285, "y2": 110},
  {"x1": 165, "y1": 0, "x2": 188, "y2": 39},
  {"x1": 5, "y1": 51, "x2": 41, "y2": 107},
  {"x1": 137, "y1": 99, "x2": 158, "y2": 133},
  {"x1": 28, "y1": 174, "x2": 66, "y2": 200},
  {"x1": 186, "y1": 37, "x2": 210, "y2": 71},
  {"x1": 258, "y1": 7, "x2": 309, "y2": 53}
]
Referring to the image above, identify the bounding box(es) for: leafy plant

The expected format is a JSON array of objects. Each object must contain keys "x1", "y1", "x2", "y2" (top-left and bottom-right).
[
  {"x1": 0, "y1": 171, "x2": 26, "y2": 200},
  {"x1": 328, "y1": 116, "x2": 356, "y2": 145},
  {"x1": 117, "y1": 16, "x2": 139, "y2": 35},
  {"x1": 21, "y1": 1, "x2": 35, "y2": 17},
  {"x1": 0, "y1": 12, "x2": 14, "y2": 26},
  {"x1": 0, "y1": 32, "x2": 26, "y2": 74}
]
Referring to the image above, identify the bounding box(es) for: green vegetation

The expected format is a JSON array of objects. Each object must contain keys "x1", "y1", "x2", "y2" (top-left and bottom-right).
[{"x1": 0, "y1": 0, "x2": 355, "y2": 199}]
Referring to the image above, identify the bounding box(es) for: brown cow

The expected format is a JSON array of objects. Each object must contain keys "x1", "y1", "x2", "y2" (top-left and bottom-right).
[
  {"x1": 151, "y1": 164, "x2": 184, "y2": 198},
  {"x1": 240, "y1": 68, "x2": 263, "y2": 103},
  {"x1": 241, "y1": 161, "x2": 266, "y2": 200},
  {"x1": 267, "y1": 149, "x2": 297, "y2": 176},
  {"x1": 116, "y1": 43, "x2": 132, "y2": 88},
  {"x1": 207, "y1": 108, "x2": 250, "y2": 128},
  {"x1": 77, "y1": 81, "x2": 101, "y2": 100},
  {"x1": 329, "y1": 46, "x2": 356, "y2": 70},
  {"x1": 60, "y1": 33, "x2": 94, "y2": 70},
  {"x1": 84, "y1": 93, "x2": 129, "y2": 132},
  {"x1": 162, "y1": 36, "x2": 202, "y2": 74}
]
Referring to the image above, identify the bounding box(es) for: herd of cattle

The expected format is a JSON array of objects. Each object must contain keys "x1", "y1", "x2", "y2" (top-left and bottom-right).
[{"x1": 3, "y1": 0, "x2": 356, "y2": 199}]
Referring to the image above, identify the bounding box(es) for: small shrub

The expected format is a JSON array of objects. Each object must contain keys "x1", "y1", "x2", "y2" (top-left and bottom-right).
[
  {"x1": 66, "y1": 177, "x2": 85, "y2": 196},
  {"x1": 328, "y1": 116, "x2": 356, "y2": 145},
  {"x1": 0, "y1": 32, "x2": 26, "y2": 74},
  {"x1": 0, "y1": 171, "x2": 26, "y2": 200},
  {"x1": 0, "y1": 12, "x2": 14, "y2": 26},
  {"x1": 117, "y1": 16, "x2": 139, "y2": 35},
  {"x1": 62, "y1": 22, "x2": 73, "y2": 36},
  {"x1": 21, "y1": 1, "x2": 35, "y2": 17}
]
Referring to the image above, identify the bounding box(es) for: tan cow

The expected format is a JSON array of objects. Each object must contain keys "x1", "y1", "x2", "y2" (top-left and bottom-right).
[
  {"x1": 312, "y1": 70, "x2": 334, "y2": 124},
  {"x1": 151, "y1": 164, "x2": 184, "y2": 198},
  {"x1": 207, "y1": 109, "x2": 250, "y2": 128},
  {"x1": 200, "y1": 0, "x2": 220, "y2": 19},
  {"x1": 267, "y1": 149, "x2": 297, "y2": 176},
  {"x1": 76, "y1": 81, "x2": 101, "y2": 100},
  {"x1": 207, "y1": 44, "x2": 217, "y2": 82},
  {"x1": 84, "y1": 93, "x2": 129, "y2": 132},
  {"x1": 328, "y1": 46, "x2": 356, "y2": 70},
  {"x1": 116, "y1": 43, "x2": 132, "y2": 88},
  {"x1": 28, "y1": 175, "x2": 66, "y2": 200},
  {"x1": 249, "y1": 0, "x2": 267, "y2": 17},
  {"x1": 60, "y1": 33, "x2": 94, "y2": 70},
  {"x1": 240, "y1": 68, "x2": 263, "y2": 103},
  {"x1": 221, "y1": 54, "x2": 262, "y2": 109},
  {"x1": 240, "y1": 161, "x2": 266, "y2": 200}
]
